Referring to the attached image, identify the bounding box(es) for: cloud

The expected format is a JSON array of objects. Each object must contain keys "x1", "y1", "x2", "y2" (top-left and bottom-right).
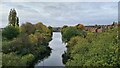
[
  {"x1": 0, "y1": 2, "x2": 118, "y2": 28},
  {"x1": 1, "y1": 0, "x2": 120, "y2": 2}
]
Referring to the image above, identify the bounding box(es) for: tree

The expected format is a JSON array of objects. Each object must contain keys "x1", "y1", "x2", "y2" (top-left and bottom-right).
[
  {"x1": 48, "y1": 26, "x2": 53, "y2": 32},
  {"x1": 8, "y1": 8, "x2": 19, "y2": 27},
  {"x1": 28, "y1": 34, "x2": 38, "y2": 45},
  {"x1": 48, "y1": 26, "x2": 53, "y2": 36},
  {"x1": 34, "y1": 33, "x2": 47, "y2": 45},
  {"x1": 35, "y1": 22, "x2": 50, "y2": 33},
  {"x1": 16, "y1": 17, "x2": 19, "y2": 26},
  {"x1": 62, "y1": 27, "x2": 81, "y2": 42},
  {"x1": 76, "y1": 24, "x2": 85, "y2": 30},
  {"x1": 2, "y1": 26, "x2": 19, "y2": 40},
  {"x1": 2, "y1": 53, "x2": 35, "y2": 66},
  {"x1": 62, "y1": 25, "x2": 68, "y2": 29},
  {"x1": 20, "y1": 22, "x2": 35, "y2": 35}
]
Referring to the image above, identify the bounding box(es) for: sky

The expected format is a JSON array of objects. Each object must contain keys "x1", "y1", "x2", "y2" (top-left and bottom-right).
[
  {"x1": 1, "y1": 0, "x2": 119, "y2": 2},
  {"x1": 0, "y1": 2, "x2": 118, "y2": 28}
]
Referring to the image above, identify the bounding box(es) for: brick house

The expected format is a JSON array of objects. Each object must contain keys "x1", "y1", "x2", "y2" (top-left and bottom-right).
[
  {"x1": 85, "y1": 25, "x2": 104, "y2": 33},
  {"x1": 85, "y1": 26, "x2": 96, "y2": 32}
]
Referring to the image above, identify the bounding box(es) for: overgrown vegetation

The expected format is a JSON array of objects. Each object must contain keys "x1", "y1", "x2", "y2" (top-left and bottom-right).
[
  {"x1": 62, "y1": 24, "x2": 119, "y2": 67},
  {"x1": 2, "y1": 26, "x2": 19, "y2": 40},
  {"x1": 2, "y1": 9, "x2": 53, "y2": 67},
  {"x1": 61, "y1": 24, "x2": 87, "y2": 42}
]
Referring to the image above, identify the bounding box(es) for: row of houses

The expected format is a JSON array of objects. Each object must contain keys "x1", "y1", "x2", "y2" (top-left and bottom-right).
[{"x1": 85, "y1": 23, "x2": 118, "y2": 33}]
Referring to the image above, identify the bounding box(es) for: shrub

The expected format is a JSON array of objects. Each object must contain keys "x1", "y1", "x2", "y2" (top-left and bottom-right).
[
  {"x1": 75, "y1": 24, "x2": 85, "y2": 30},
  {"x1": 35, "y1": 22, "x2": 50, "y2": 34},
  {"x1": 62, "y1": 27, "x2": 81, "y2": 42},
  {"x1": 64, "y1": 28, "x2": 119, "y2": 66},
  {"x1": 2, "y1": 26, "x2": 19, "y2": 40},
  {"x1": 2, "y1": 53, "x2": 22, "y2": 66},
  {"x1": 2, "y1": 53, "x2": 35, "y2": 67},
  {"x1": 21, "y1": 54, "x2": 35, "y2": 65},
  {"x1": 20, "y1": 22, "x2": 35, "y2": 35}
]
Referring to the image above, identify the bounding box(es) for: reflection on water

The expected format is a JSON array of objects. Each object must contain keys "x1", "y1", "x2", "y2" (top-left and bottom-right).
[{"x1": 35, "y1": 32, "x2": 67, "y2": 67}]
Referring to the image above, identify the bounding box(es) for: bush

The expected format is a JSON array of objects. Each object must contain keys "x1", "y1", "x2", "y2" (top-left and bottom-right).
[
  {"x1": 35, "y1": 22, "x2": 50, "y2": 34},
  {"x1": 2, "y1": 33, "x2": 32, "y2": 54},
  {"x1": 67, "y1": 36, "x2": 81, "y2": 47},
  {"x1": 21, "y1": 54, "x2": 35, "y2": 65},
  {"x1": 20, "y1": 22, "x2": 35, "y2": 35},
  {"x1": 63, "y1": 27, "x2": 119, "y2": 67},
  {"x1": 2, "y1": 53, "x2": 35, "y2": 67},
  {"x1": 2, "y1": 53, "x2": 23, "y2": 66},
  {"x1": 62, "y1": 27, "x2": 81, "y2": 42},
  {"x1": 62, "y1": 25, "x2": 87, "y2": 42},
  {"x1": 2, "y1": 26, "x2": 19, "y2": 40},
  {"x1": 75, "y1": 24, "x2": 85, "y2": 30},
  {"x1": 2, "y1": 22, "x2": 52, "y2": 67}
]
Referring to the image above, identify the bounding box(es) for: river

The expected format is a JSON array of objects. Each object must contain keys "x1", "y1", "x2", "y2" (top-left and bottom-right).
[{"x1": 34, "y1": 32, "x2": 67, "y2": 67}]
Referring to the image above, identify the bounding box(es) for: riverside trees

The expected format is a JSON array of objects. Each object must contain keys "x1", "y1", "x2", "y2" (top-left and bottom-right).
[
  {"x1": 62, "y1": 24, "x2": 119, "y2": 67},
  {"x1": 61, "y1": 24, "x2": 87, "y2": 42},
  {"x1": 2, "y1": 9, "x2": 53, "y2": 67},
  {"x1": 2, "y1": 22, "x2": 52, "y2": 67}
]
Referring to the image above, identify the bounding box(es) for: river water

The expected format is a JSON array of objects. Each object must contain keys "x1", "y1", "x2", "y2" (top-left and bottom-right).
[{"x1": 34, "y1": 32, "x2": 67, "y2": 67}]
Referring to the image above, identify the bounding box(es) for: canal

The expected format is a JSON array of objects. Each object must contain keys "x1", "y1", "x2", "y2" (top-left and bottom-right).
[{"x1": 35, "y1": 32, "x2": 67, "y2": 67}]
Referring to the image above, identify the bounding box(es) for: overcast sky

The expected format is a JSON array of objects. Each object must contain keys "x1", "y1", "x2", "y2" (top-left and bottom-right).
[{"x1": 0, "y1": 2, "x2": 118, "y2": 28}]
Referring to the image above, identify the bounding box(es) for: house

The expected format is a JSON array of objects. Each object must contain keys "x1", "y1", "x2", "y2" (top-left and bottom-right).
[
  {"x1": 85, "y1": 26, "x2": 96, "y2": 32},
  {"x1": 85, "y1": 25, "x2": 105, "y2": 33}
]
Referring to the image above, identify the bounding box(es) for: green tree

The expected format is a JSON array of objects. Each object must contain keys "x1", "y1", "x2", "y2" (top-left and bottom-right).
[
  {"x1": 16, "y1": 17, "x2": 19, "y2": 26},
  {"x1": 35, "y1": 22, "x2": 50, "y2": 33},
  {"x1": 48, "y1": 26, "x2": 53, "y2": 36},
  {"x1": 62, "y1": 25, "x2": 68, "y2": 29},
  {"x1": 62, "y1": 27, "x2": 81, "y2": 42},
  {"x1": 2, "y1": 26, "x2": 19, "y2": 40},
  {"x1": 8, "y1": 9, "x2": 19, "y2": 27},
  {"x1": 76, "y1": 24, "x2": 85, "y2": 30},
  {"x1": 20, "y1": 22, "x2": 35, "y2": 35}
]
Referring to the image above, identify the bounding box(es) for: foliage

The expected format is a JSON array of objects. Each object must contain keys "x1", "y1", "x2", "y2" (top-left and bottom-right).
[
  {"x1": 20, "y1": 22, "x2": 35, "y2": 35},
  {"x1": 2, "y1": 53, "x2": 35, "y2": 66},
  {"x1": 34, "y1": 33, "x2": 48, "y2": 45},
  {"x1": 2, "y1": 26, "x2": 19, "y2": 40},
  {"x1": 3, "y1": 34, "x2": 31, "y2": 54},
  {"x1": 29, "y1": 33, "x2": 49, "y2": 46},
  {"x1": 62, "y1": 27, "x2": 119, "y2": 67},
  {"x1": 2, "y1": 53, "x2": 22, "y2": 66},
  {"x1": 62, "y1": 27, "x2": 81, "y2": 42},
  {"x1": 62, "y1": 25, "x2": 68, "y2": 29},
  {"x1": 8, "y1": 9, "x2": 19, "y2": 26},
  {"x1": 35, "y1": 22, "x2": 51, "y2": 34},
  {"x1": 62, "y1": 25, "x2": 87, "y2": 42},
  {"x1": 75, "y1": 24, "x2": 85, "y2": 30},
  {"x1": 2, "y1": 22, "x2": 52, "y2": 67},
  {"x1": 28, "y1": 34, "x2": 38, "y2": 45},
  {"x1": 20, "y1": 54, "x2": 35, "y2": 65},
  {"x1": 48, "y1": 26, "x2": 53, "y2": 36},
  {"x1": 16, "y1": 17, "x2": 19, "y2": 26}
]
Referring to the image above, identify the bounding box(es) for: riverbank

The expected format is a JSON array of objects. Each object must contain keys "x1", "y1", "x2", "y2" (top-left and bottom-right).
[
  {"x1": 2, "y1": 22, "x2": 53, "y2": 68},
  {"x1": 29, "y1": 46, "x2": 51, "y2": 68},
  {"x1": 61, "y1": 25, "x2": 119, "y2": 67}
]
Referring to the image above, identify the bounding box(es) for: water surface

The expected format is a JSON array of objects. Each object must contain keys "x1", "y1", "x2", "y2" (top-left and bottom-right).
[{"x1": 35, "y1": 32, "x2": 67, "y2": 67}]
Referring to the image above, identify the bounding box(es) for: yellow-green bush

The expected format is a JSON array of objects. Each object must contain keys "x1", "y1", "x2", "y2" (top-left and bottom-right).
[{"x1": 62, "y1": 27, "x2": 119, "y2": 67}]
